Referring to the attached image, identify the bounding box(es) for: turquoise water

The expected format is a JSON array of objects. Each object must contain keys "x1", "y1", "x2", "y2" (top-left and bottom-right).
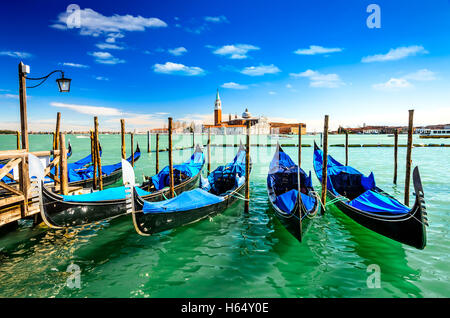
[{"x1": 0, "y1": 133, "x2": 448, "y2": 297}]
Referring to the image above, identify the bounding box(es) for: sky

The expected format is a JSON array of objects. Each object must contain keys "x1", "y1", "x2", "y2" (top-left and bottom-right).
[{"x1": 0, "y1": 0, "x2": 449, "y2": 132}]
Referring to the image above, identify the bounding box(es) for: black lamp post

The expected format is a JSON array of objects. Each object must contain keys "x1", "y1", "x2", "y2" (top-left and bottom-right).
[{"x1": 18, "y1": 62, "x2": 71, "y2": 150}]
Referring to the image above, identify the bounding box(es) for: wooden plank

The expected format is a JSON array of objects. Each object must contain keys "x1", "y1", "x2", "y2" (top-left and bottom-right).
[
  {"x1": 0, "y1": 149, "x2": 27, "y2": 160},
  {"x1": 0, "y1": 157, "x2": 21, "y2": 180},
  {"x1": 0, "y1": 181, "x2": 24, "y2": 197},
  {"x1": 43, "y1": 155, "x2": 60, "y2": 177},
  {"x1": 0, "y1": 206, "x2": 22, "y2": 226},
  {"x1": 0, "y1": 194, "x2": 24, "y2": 206}
]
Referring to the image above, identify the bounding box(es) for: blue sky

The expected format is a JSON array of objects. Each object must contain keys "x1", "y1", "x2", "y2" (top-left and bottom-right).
[{"x1": 0, "y1": 0, "x2": 449, "y2": 132}]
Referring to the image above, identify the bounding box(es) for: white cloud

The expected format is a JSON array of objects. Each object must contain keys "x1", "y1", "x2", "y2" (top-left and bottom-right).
[
  {"x1": 268, "y1": 91, "x2": 277, "y2": 95},
  {"x1": 204, "y1": 16, "x2": 228, "y2": 23},
  {"x1": 294, "y1": 45, "x2": 342, "y2": 55},
  {"x1": 1, "y1": 94, "x2": 19, "y2": 99},
  {"x1": 62, "y1": 62, "x2": 89, "y2": 68},
  {"x1": 221, "y1": 82, "x2": 248, "y2": 90},
  {"x1": 50, "y1": 102, "x2": 123, "y2": 116},
  {"x1": 290, "y1": 69, "x2": 343, "y2": 88},
  {"x1": 372, "y1": 69, "x2": 436, "y2": 91},
  {"x1": 241, "y1": 64, "x2": 280, "y2": 76},
  {"x1": 403, "y1": 69, "x2": 436, "y2": 81},
  {"x1": 372, "y1": 78, "x2": 412, "y2": 90},
  {"x1": 95, "y1": 76, "x2": 109, "y2": 81},
  {"x1": 51, "y1": 8, "x2": 167, "y2": 37},
  {"x1": 88, "y1": 51, "x2": 125, "y2": 64},
  {"x1": 153, "y1": 62, "x2": 205, "y2": 76},
  {"x1": 212, "y1": 44, "x2": 259, "y2": 59},
  {"x1": 0, "y1": 51, "x2": 32, "y2": 59},
  {"x1": 168, "y1": 47, "x2": 188, "y2": 56},
  {"x1": 95, "y1": 43, "x2": 124, "y2": 50},
  {"x1": 362, "y1": 45, "x2": 428, "y2": 63}
]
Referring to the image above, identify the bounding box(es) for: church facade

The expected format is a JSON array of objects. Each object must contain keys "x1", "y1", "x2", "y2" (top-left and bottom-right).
[{"x1": 203, "y1": 89, "x2": 271, "y2": 135}]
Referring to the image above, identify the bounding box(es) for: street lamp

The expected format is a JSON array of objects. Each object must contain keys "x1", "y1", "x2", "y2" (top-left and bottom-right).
[{"x1": 18, "y1": 62, "x2": 71, "y2": 150}]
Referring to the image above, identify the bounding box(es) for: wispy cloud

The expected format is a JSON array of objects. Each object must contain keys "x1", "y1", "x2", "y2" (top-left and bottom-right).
[
  {"x1": 94, "y1": 76, "x2": 109, "y2": 81},
  {"x1": 184, "y1": 15, "x2": 228, "y2": 34},
  {"x1": 95, "y1": 43, "x2": 124, "y2": 50},
  {"x1": 290, "y1": 69, "x2": 344, "y2": 88},
  {"x1": 362, "y1": 45, "x2": 428, "y2": 63},
  {"x1": 0, "y1": 51, "x2": 32, "y2": 59},
  {"x1": 204, "y1": 16, "x2": 229, "y2": 23},
  {"x1": 241, "y1": 64, "x2": 280, "y2": 76},
  {"x1": 294, "y1": 45, "x2": 342, "y2": 55},
  {"x1": 221, "y1": 82, "x2": 249, "y2": 90},
  {"x1": 153, "y1": 62, "x2": 205, "y2": 76},
  {"x1": 1, "y1": 94, "x2": 19, "y2": 99},
  {"x1": 62, "y1": 62, "x2": 89, "y2": 68},
  {"x1": 50, "y1": 102, "x2": 123, "y2": 116},
  {"x1": 372, "y1": 69, "x2": 436, "y2": 91},
  {"x1": 211, "y1": 44, "x2": 259, "y2": 59},
  {"x1": 168, "y1": 47, "x2": 188, "y2": 56},
  {"x1": 88, "y1": 51, "x2": 125, "y2": 64},
  {"x1": 51, "y1": 8, "x2": 167, "y2": 37}
]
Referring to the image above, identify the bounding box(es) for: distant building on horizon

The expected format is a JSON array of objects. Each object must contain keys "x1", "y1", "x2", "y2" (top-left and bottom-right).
[{"x1": 203, "y1": 89, "x2": 271, "y2": 135}]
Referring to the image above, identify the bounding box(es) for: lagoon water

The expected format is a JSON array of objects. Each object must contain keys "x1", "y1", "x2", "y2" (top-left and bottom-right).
[{"x1": 0, "y1": 133, "x2": 448, "y2": 297}]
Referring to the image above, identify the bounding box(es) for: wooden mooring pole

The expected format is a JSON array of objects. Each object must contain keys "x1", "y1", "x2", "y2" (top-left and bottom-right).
[
  {"x1": 192, "y1": 127, "x2": 195, "y2": 148},
  {"x1": 393, "y1": 129, "x2": 398, "y2": 184},
  {"x1": 321, "y1": 115, "x2": 329, "y2": 214},
  {"x1": 404, "y1": 110, "x2": 414, "y2": 206},
  {"x1": 155, "y1": 133, "x2": 159, "y2": 173},
  {"x1": 168, "y1": 118, "x2": 174, "y2": 198},
  {"x1": 53, "y1": 112, "x2": 61, "y2": 178},
  {"x1": 131, "y1": 132, "x2": 135, "y2": 167},
  {"x1": 59, "y1": 133, "x2": 68, "y2": 195},
  {"x1": 94, "y1": 117, "x2": 103, "y2": 190},
  {"x1": 244, "y1": 120, "x2": 250, "y2": 213},
  {"x1": 120, "y1": 119, "x2": 126, "y2": 159},
  {"x1": 147, "y1": 131, "x2": 150, "y2": 153},
  {"x1": 207, "y1": 127, "x2": 211, "y2": 173},
  {"x1": 90, "y1": 129, "x2": 97, "y2": 190},
  {"x1": 297, "y1": 123, "x2": 303, "y2": 241},
  {"x1": 16, "y1": 131, "x2": 20, "y2": 150},
  {"x1": 345, "y1": 130, "x2": 349, "y2": 166}
]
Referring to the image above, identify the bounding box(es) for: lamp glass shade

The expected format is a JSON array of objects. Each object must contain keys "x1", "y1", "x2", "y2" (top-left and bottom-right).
[{"x1": 56, "y1": 77, "x2": 71, "y2": 92}]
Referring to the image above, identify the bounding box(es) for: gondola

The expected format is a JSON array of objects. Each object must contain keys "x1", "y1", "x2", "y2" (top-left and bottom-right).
[
  {"x1": 313, "y1": 141, "x2": 427, "y2": 249},
  {"x1": 38, "y1": 145, "x2": 204, "y2": 228},
  {"x1": 64, "y1": 143, "x2": 141, "y2": 189},
  {"x1": 267, "y1": 144, "x2": 319, "y2": 241},
  {"x1": 130, "y1": 144, "x2": 250, "y2": 236}
]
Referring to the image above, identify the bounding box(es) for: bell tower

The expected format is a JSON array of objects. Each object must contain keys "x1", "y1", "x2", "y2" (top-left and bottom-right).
[{"x1": 214, "y1": 88, "x2": 222, "y2": 125}]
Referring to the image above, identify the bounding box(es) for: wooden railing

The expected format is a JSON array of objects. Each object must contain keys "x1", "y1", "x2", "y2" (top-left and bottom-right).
[{"x1": 0, "y1": 148, "x2": 64, "y2": 225}]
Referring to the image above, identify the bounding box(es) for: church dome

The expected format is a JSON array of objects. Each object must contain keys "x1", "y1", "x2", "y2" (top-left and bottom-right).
[{"x1": 242, "y1": 108, "x2": 251, "y2": 119}]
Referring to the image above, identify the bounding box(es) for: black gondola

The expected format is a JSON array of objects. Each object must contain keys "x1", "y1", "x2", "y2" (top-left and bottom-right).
[
  {"x1": 130, "y1": 144, "x2": 250, "y2": 236},
  {"x1": 267, "y1": 144, "x2": 319, "y2": 241},
  {"x1": 313, "y1": 141, "x2": 427, "y2": 249},
  {"x1": 38, "y1": 145, "x2": 204, "y2": 228}
]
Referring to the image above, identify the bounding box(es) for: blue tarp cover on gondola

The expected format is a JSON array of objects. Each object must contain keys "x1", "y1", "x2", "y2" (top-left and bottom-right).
[
  {"x1": 348, "y1": 190, "x2": 409, "y2": 214},
  {"x1": 151, "y1": 151, "x2": 204, "y2": 190},
  {"x1": 314, "y1": 146, "x2": 409, "y2": 215},
  {"x1": 142, "y1": 188, "x2": 224, "y2": 213},
  {"x1": 62, "y1": 186, "x2": 151, "y2": 202},
  {"x1": 275, "y1": 189, "x2": 315, "y2": 214},
  {"x1": 66, "y1": 149, "x2": 140, "y2": 182},
  {"x1": 141, "y1": 146, "x2": 246, "y2": 214}
]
